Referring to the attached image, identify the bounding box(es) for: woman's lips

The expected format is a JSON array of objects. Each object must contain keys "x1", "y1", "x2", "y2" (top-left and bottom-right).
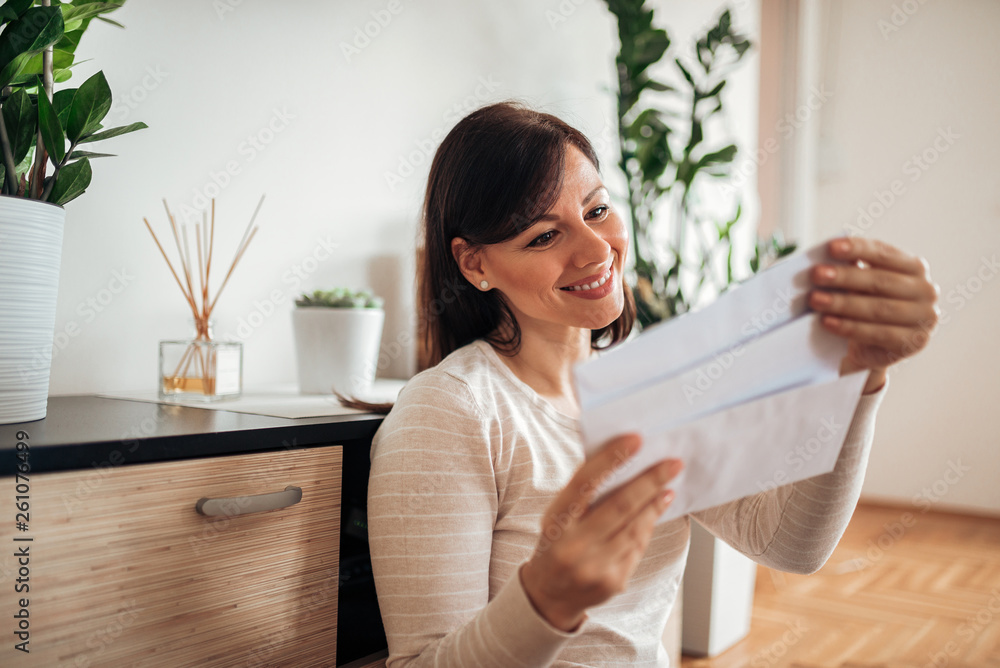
[{"x1": 559, "y1": 267, "x2": 614, "y2": 299}]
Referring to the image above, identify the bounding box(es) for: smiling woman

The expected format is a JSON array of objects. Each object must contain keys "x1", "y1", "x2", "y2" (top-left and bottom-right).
[
  {"x1": 420, "y1": 102, "x2": 635, "y2": 370},
  {"x1": 365, "y1": 101, "x2": 934, "y2": 667},
  {"x1": 452, "y1": 145, "x2": 625, "y2": 331}
]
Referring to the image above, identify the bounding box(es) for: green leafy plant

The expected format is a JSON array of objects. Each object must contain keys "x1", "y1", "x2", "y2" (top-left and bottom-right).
[
  {"x1": 605, "y1": 1, "x2": 795, "y2": 328},
  {"x1": 0, "y1": 0, "x2": 146, "y2": 205},
  {"x1": 296, "y1": 288, "x2": 384, "y2": 309}
]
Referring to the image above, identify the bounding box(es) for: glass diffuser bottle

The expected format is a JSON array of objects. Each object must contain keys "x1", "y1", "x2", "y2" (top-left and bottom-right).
[{"x1": 159, "y1": 320, "x2": 242, "y2": 401}]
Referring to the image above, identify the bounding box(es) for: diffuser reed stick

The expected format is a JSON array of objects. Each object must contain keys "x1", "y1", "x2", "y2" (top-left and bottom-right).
[{"x1": 145, "y1": 195, "x2": 264, "y2": 397}]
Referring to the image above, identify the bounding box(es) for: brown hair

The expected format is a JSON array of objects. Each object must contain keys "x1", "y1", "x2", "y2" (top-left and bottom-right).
[{"x1": 340, "y1": 102, "x2": 635, "y2": 414}]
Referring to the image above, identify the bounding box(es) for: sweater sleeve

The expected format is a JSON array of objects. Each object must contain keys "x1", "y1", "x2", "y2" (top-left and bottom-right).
[
  {"x1": 367, "y1": 371, "x2": 578, "y2": 668},
  {"x1": 690, "y1": 379, "x2": 888, "y2": 574}
]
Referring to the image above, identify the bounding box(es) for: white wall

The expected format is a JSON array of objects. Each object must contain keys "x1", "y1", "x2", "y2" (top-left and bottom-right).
[
  {"x1": 49, "y1": 0, "x2": 614, "y2": 392},
  {"x1": 811, "y1": 1, "x2": 1000, "y2": 515},
  {"x1": 47, "y1": 0, "x2": 761, "y2": 394}
]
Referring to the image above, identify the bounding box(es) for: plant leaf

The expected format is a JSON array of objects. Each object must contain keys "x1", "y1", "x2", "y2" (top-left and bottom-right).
[
  {"x1": 55, "y1": 26, "x2": 83, "y2": 53},
  {"x1": 53, "y1": 88, "x2": 76, "y2": 126},
  {"x1": 47, "y1": 156, "x2": 91, "y2": 205},
  {"x1": 36, "y1": 87, "x2": 66, "y2": 164},
  {"x1": 67, "y1": 70, "x2": 112, "y2": 141},
  {"x1": 675, "y1": 58, "x2": 694, "y2": 87},
  {"x1": 95, "y1": 15, "x2": 125, "y2": 28},
  {"x1": 19, "y1": 47, "x2": 74, "y2": 76},
  {"x1": 1, "y1": 87, "x2": 35, "y2": 164},
  {"x1": 68, "y1": 149, "x2": 115, "y2": 160},
  {"x1": 53, "y1": 67, "x2": 73, "y2": 83},
  {"x1": 0, "y1": 6, "x2": 64, "y2": 89},
  {"x1": 705, "y1": 80, "x2": 726, "y2": 98},
  {"x1": 77, "y1": 121, "x2": 147, "y2": 144},
  {"x1": 0, "y1": 0, "x2": 32, "y2": 23},
  {"x1": 61, "y1": 2, "x2": 126, "y2": 24},
  {"x1": 644, "y1": 80, "x2": 674, "y2": 93},
  {"x1": 695, "y1": 144, "x2": 738, "y2": 171}
]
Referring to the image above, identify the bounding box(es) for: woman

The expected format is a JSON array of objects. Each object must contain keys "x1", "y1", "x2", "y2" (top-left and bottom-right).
[{"x1": 367, "y1": 102, "x2": 938, "y2": 666}]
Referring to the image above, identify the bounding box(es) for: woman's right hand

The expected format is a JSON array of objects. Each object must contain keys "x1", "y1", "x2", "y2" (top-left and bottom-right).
[{"x1": 519, "y1": 433, "x2": 682, "y2": 632}]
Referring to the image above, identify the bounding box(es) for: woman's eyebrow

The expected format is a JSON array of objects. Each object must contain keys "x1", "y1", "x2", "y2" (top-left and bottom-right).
[
  {"x1": 582, "y1": 185, "x2": 607, "y2": 205},
  {"x1": 537, "y1": 186, "x2": 608, "y2": 221}
]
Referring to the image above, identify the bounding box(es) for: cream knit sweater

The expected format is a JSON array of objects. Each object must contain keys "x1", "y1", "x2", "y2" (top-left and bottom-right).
[{"x1": 368, "y1": 339, "x2": 886, "y2": 667}]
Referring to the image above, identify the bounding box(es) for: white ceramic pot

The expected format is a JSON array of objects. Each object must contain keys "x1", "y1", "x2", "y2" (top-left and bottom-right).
[
  {"x1": 292, "y1": 307, "x2": 385, "y2": 395},
  {"x1": 0, "y1": 196, "x2": 66, "y2": 424},
  {"x1": 681, "y1": 522, "x2": 757, "y2": 656}
]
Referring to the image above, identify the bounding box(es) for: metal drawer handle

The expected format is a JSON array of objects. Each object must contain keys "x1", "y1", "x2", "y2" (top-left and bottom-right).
[{"x1": 196, "y1": 486, "x2": 303, "y2": 517}]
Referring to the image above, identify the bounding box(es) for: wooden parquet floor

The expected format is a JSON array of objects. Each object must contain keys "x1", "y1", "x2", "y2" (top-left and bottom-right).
[{"x1": 681, "y1": 503, "x2": 1000, "y2": 668}]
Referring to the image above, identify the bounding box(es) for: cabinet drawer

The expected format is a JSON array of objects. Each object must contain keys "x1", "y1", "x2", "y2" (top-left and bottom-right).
[{"x1": 0, "y1": 446, "x2": 342, "y2": 667}]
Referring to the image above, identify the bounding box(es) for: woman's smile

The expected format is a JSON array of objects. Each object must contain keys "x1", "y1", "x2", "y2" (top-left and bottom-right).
[{"x1": 559, "y1": 266, "x2": 615, "y2": 299}]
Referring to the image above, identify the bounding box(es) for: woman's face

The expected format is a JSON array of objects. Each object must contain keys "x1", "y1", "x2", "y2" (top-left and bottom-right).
[{"x1": 467, "y1": 145, "x2": 629, "y2": 337}]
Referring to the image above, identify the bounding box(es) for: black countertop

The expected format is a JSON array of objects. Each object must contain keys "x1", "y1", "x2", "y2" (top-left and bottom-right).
[
  {"x1": 0, "y1": 395, "x2": 385, "y2": 476},
  {"x1": 1, "y1": 394, "x2": 391, "y2": 663}
]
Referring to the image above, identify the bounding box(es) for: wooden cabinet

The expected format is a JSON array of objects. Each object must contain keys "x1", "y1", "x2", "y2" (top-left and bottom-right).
[{"x1": 0, "y1": 446, "x2": 342, "y2": 667}]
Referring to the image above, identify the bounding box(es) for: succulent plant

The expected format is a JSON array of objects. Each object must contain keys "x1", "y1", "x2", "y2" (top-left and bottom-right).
[{"x1": 295, "y1": 288, "x2": 383, "y2": 309}]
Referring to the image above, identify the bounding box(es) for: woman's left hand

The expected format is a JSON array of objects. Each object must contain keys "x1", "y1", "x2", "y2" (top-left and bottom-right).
[{"x1": 809, "y1": 237, "x2": 940, "y2": 395}]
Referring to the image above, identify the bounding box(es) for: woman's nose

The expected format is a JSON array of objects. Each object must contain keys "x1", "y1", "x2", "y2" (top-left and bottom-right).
[{"x1": 570, "y1": 220, "x2": 611, "y2": 268}]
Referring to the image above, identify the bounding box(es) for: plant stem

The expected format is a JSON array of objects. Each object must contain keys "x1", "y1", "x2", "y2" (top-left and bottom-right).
[
  {"x1": 39, "y1": 140, "x2": 76, "y2": 202},
  {"x1": 617, "y1": 105, "x2": 643, "y2": 277},
  {"x1": 32, "y1": 0, "x2": 54, "y2": 200},
  {"x1": 42, "y1": 0, "x2": 53, "y2": 100},
  {"x1": 0, "y1": 110, "x2": 18, "y2": 195},
  {"x1": 30, "y1": 146, "x2": 47, "y2": 199}
]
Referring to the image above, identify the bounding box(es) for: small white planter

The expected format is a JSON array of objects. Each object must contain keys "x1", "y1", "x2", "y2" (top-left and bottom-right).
[
  {"x1": 0, "y1": 196, "x2": 66, "y2": 424},
  {"x1": 292, "y1": 307, "x2": 385, "y2": 395}
]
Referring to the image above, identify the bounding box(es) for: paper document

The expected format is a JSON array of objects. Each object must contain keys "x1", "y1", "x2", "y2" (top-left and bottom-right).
[{"x1": 573, "y1": 240, "x2": 869, "y2": 522}]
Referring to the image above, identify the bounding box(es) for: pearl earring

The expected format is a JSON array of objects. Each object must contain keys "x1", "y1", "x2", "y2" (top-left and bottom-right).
[{"x1": 480, "y1": 280, "x2": 489, "y2": 289}]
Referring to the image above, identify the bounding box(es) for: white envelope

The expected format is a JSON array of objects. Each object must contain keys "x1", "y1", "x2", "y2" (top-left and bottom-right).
[
  {"x1": 586, "y1": 371, "x2": 869, "y2": 522},
  {"x1": 573, "y1": 240, "x2": 869, "y2": 522},
  {"x1": 576, "y1": 241, "x2": 844, "y2": 411}
]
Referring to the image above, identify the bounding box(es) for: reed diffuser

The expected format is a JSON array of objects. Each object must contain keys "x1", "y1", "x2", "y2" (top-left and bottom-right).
[{"x1": 144, "y1": 196, "x2": 264, "y2": 401}]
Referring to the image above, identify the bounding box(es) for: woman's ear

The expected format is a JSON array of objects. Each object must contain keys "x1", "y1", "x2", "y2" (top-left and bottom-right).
[{"x1": 451, "y1": 237, "x2": 487, "y2": 287}]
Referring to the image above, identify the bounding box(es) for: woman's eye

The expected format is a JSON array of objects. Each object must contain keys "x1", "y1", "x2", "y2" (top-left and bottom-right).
[
  {"x1": 588, "y1": 205, "x2": 609, "y2": 220},
  {"x1": 527, "y1": 231, "x2": 556, "y2": 247}
]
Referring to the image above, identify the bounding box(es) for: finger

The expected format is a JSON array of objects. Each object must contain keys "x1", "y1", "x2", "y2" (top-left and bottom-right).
[
  {"x1": 809, "y1": 291, "x2": 935, "y2": 326},
  {"x1": 819, "y1": 315, "x2": 933, "y2": 354},
  {"x1": 811, "y1": 264, "x2": 938, "y2": 302},
  {"x1": 828, "y1": 237, "x2": 927, "y2": 277},
  {"x1": 605, "y1": 488, "x2": 674, "y2": 565},
  {"x1": 552, "y1": 433, "x2": 642, "y2": 517},
  {"x1": 583, "y1": 458, "x2": 682, "y2": 543}
]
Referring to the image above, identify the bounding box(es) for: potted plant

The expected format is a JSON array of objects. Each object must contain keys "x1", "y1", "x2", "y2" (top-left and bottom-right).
[
  {"x1": 292, "y1": 288, "x2": 385, "y2": 395},
  {"x1": 605, "y1": 2, "x2": 795, "y2": 328},
  {"x1": 0, "y1": 0, "x2": 146, "y2": 424}
]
